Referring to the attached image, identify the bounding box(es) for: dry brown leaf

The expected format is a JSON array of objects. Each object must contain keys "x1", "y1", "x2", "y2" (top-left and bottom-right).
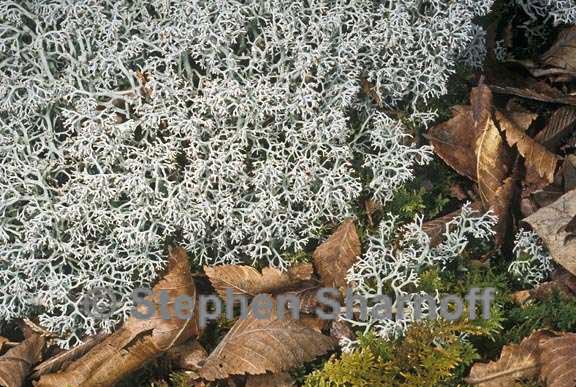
[
  {"x1": 466, "y1": 331, "x2": 553, "y2": 386},
  {"x1": 330, "y1": 319, "x2": 355, "y2": 344},
  {"x1": 198, "y1": 299, "x2": 336, "y2": 381},
  {"x1": 313, "y1": 219, "x2": 361, "y2": 289},
  {"x1": 492, "y1": 175, "x2": 517, "y2": 247},
  {"x1": 288, "y1": 286, "x2": 323, "y2": 314},
  {"x1": 300, "y1": 316, "x2": 328, "y2": 333},
  {"x1": 245, "y1": 372, "x2": 294, "y2": 387},
  {"x1": 525, "y1": 189, "x2": 576, "y2": 276},
  {"x1": 471, "y1": 81, "x2": 494, "y2": 130},
  {"x1": 365, "y1": 198, "x2": 381, "y2": 227},
  {"x1": 469, "y1": 330, "x2": 576, "y2": 387},
  {"x1": 472, "y1": 83, "x2": 513, "y2": 210},
  {"x1": 476, "y1": 118, "x2": 512, "y2": 208},
  {"x1": 0, "y1": 334, "x2": 45, "y2": 387},
  {"x1": 496, "y1": 110, "x2": 561, "y2": 183},
  {"x1": 512, "y1": 269, "x2": 576, "y2": 304},
  {"x1": 422, "y1": 205, "x2": 483, "y2": 247},
  {"x1": 563, "y1": 154, "x2": 576, "y2": 192},
  {"x1": 487, "y1": 63, "x2": 576, "y2": 105},
  {"x1": 539, "y1": 333, "x2": 576, "y2": 387},
  {"x1": 535, "y1": 106, "x2": 576, "y2": 151},
  {"x1": 37, "y1": 246, "x2": 199, "y2": 387},
  {"x1": 361, "y1": 78, "x2": 382, "y2": 107},
  {"x1": 205, "y1": 263, "x2": 313, "y2": 299},
  {"x1": 422, "y1": 209, "x2": 462, "y2": 246},
  {"x1": 428, "y1": 105, "x2": 479, "y2": 181},
  {"x1": 32, "y1": 334, "x2": 107, "y2": 379},
  {"x1": 167, "y1": 340, "x2": 207, "y2": 371},
  {"x1": 0, "y1": 336, "x2": 9, "y2": 353},
  {"x1": 530, "y1": 184, "x2": 565, "y2": 209},
  {"x1": 504, "y1": 100, "x2": 539, "y2": 131},
  {"x1": 540, "y1": 26, "x2": 576, "y2": 75}
]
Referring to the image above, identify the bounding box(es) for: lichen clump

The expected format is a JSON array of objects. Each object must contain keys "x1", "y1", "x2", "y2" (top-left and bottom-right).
[{"x1": 1, "y1": 0, "x2": 494, "y2": 344}]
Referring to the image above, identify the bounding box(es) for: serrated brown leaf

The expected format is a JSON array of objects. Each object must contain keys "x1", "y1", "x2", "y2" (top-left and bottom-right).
[
  {"x1": 428, "y1": 105, "x2": 479, "y2": 181},
  {"x1": 540, "y1": 26, "x2": 576, "y2": 75},
  {"x1": 539, "y1": 333, "x2": 576, "y2": 387},
  {"x1": 198, "y1": 299, "x2": 336, "y2": 380},
  {"x1": 496, "y1": 110, "x2": 561, "y2": 183},
  {"x1": 504, "y1": 100, "x2": 539, "y2": 132},
  {"x1": 535, "y1": 106, "x2": 576, "y2": 151},
  {"x1": 0, "y1": 334, "x2": 45, "y2": 387},
  {"x1": 204, "y1": 263, "x2": 313, "y2": 299},
  {"x1": 313, "y1": 219, "x2": 361, "y2": 289},
  {"x1": 525, "y1": 189, "x2": 576, "y2": 276},
  {"x1": 38, "y1": 246, "x2": 199, "y2": 387},
  {"x1": 466, "y1": 331, "x2": 553, "y2": 386},
  {"x1": 245, "y1": 372, "x2": 294, "y2": 387},
  {"x1": 469, "y1": 330, "x2": 576, "y2": 387}
]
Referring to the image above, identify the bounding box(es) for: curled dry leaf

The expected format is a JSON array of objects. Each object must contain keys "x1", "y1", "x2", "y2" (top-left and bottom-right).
[
  {"x1": 0, "y1": 336, "x2": 9, "y2": 353},
  {"x1": 466, "y1": 330, "x2": 554, "y2": 386},
  {"x1": 204, "y1": 263, "x2": 313, "y2": 299},
  {"x1": 524, "y1": 189, "x2": 576, "y2": 276},
  {"x1": 535, "y1": 106, "x2": 576, "y2": 151},
  {"x1": 37, "y1": 246, "x2": 199, "y2": 387},
  {"x1": 245, "y1": 372, "x2": 294, "y2": 387},
  {"x1": 32, "y1": 334, "x2": 107, "y2": 378},
  {"x1": 487, "y1": 64, "x2": 576, "y2": 105},
  {"x1": 199, "y1": 299, "x2": 336, "y2": 381},
  {"x1": 0, "y1": 334, "x2": 45, "y2": 387},
  {"x1": 496, "y1": 110, "x2": 561, "y2": 183},
  {"x1": 475, "y1": 102, "x2": 512, "y2": 208},
  {"x1": 540, "y1": 26, "x2": 576, "y2": 75},
  {"x1": 476, "y1": 117, "x2": 512, "y2": 210},
  {"x1": 313, "y1": 219, "x2": 361, "y2": 289},
  {"x1": 492, "y1": 175, "x2": 517, "y2": 247},
  {"x1": 428, "y1": 105, "x2": 479, "y2": 181}
]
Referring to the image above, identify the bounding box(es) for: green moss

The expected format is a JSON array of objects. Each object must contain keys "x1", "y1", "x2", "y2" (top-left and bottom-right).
[
  {"x1": 503, "y1": 292, "x2": 576, "y2": 344},
  {"x1": 305, "y1": 320, "x2": 492, "y2": 387}
]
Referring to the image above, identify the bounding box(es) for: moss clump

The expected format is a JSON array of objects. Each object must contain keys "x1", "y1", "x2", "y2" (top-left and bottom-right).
[{"x1": 305, "y1": 319, "x2": 493, "y2": 387}]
